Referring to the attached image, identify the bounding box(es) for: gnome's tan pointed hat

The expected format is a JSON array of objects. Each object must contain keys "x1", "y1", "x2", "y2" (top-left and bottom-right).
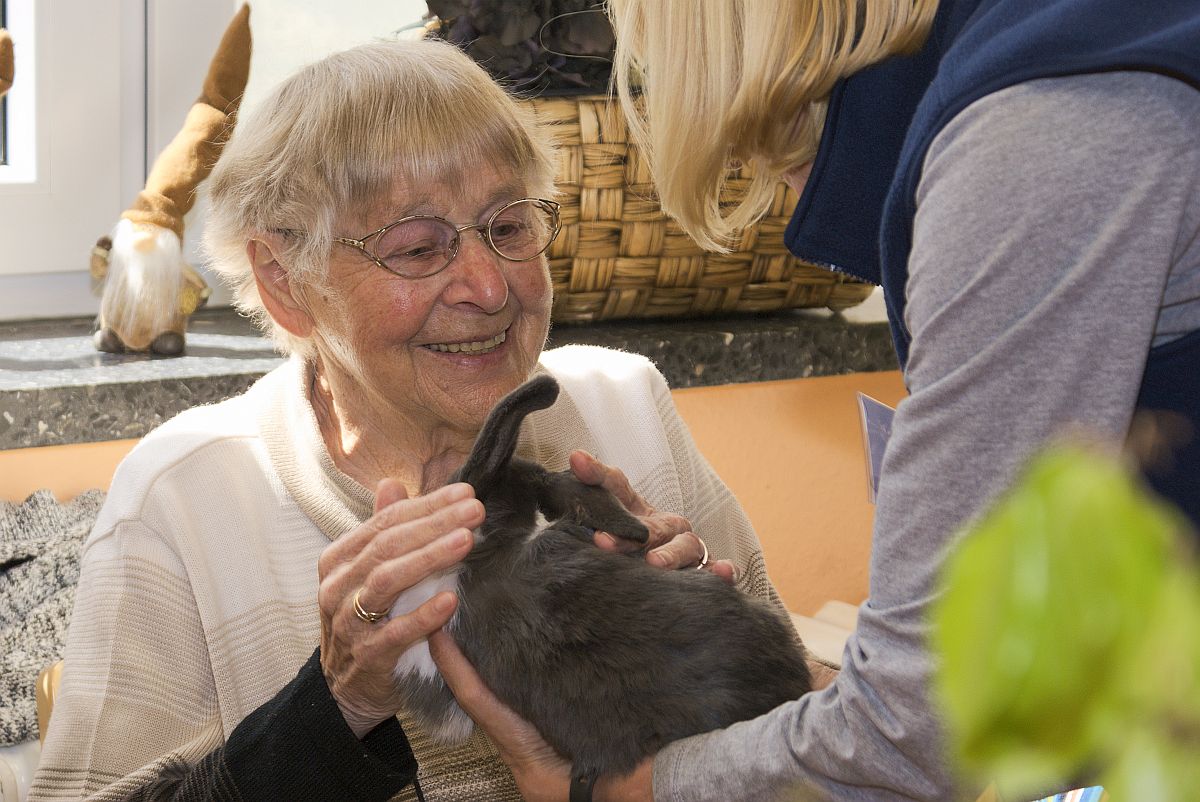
[
  {"x1": 122, "y1": 4, "x2": 252, "y2": 239},
  {"x1": 0, "y1": 27, "x2": 14, "y2": 98}
]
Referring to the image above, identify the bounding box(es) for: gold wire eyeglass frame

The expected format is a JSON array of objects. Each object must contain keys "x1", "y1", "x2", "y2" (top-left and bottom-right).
[{"x1": 331, "y1": 197, "x2": 562, "y2": 279}]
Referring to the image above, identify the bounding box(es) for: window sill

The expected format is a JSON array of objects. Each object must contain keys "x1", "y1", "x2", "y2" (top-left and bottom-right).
[{"x1": 0, "y1": 305, "x2": 896, "y2": 449}]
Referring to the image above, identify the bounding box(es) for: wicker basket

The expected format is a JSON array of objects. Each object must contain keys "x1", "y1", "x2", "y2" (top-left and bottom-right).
[{"x1": 523, "y1": 95, "x2": 874, "y2": 323}]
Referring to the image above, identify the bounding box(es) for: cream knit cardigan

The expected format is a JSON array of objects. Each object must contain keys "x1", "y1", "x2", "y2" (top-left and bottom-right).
[{"x1": 32, "y1": 345, "x2": 787, "y2": 801}]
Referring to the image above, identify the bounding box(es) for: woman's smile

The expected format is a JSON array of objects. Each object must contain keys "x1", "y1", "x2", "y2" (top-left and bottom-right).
[{"x1": 422, "y1": 327, "x2": 508, "y2": 354}]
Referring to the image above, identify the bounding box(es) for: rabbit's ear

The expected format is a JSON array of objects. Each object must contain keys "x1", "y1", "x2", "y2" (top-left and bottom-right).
[
  {"x1": 541, "y1": 472, "x2": 650, "y2": 544},
  {"x1": 455, "y1": 375, "x2": 560, "y2": 496}
]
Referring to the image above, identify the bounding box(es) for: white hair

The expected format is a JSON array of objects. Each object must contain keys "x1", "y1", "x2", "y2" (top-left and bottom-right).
[{"x1": 203, "y1": 38, "x2": 556, "y2": 356}]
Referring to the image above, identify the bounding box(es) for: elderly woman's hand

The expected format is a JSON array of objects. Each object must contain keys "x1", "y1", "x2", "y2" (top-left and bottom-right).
[
  {"x1": 317, "y1": 479, "x2": 483, "y2": 738},
  {"x1": 430, "y1": 631, "x2": 656, "y2": 802},
  {"x1": 569, "y1": 451, "x2": 736, "y2": 584},
  {"x1": 428, "y1": 631, "x2": 574, "y2": 801}
]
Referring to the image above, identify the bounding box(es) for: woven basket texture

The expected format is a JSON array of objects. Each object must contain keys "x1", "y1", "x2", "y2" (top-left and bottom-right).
[{"x1": 524, "y1": 95, "x2": 874, "y2": 323}]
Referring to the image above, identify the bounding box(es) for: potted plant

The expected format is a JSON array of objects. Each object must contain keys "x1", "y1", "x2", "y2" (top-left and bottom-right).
[{"x1": 934, "y1": 445, "x2": 1200, "y2": 801}]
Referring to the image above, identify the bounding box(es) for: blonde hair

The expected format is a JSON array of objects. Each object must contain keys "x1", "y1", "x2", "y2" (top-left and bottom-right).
[
  {"x1": 607, "y1": 0, "x2": 937, "y2": 251},
  {"x1": 204, "y1": 39, "x2": 556, "y2": 356}
]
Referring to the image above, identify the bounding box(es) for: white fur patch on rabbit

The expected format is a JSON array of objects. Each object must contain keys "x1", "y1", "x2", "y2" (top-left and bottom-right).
[
  {"x1": 388, "y1": 568, "x2": 462, "y2": 681},
  {"x1": 524, "y1": 511, "x2": 552, "y2": 545}
]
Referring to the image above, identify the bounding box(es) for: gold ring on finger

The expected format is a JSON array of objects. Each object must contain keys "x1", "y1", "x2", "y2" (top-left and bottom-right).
[{"x1": 352, "y1": 588, "x2": 388, "y2": 624}]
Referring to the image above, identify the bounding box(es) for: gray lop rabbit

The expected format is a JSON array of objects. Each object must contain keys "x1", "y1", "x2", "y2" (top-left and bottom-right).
[{"x1": 393, "y1": 374, "x2": 812, "y2": 784}]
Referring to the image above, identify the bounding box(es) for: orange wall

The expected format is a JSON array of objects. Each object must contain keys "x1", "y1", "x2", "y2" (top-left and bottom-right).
[
  {"x1": 674, "y1": 372, "x2": 907, "y2": 614},
  {"x1": 0, "y1": 439, "x2": 137, "y2": 503},
  {"x1": 0, "y1": 371, "x2": 906, "y2": 614}
]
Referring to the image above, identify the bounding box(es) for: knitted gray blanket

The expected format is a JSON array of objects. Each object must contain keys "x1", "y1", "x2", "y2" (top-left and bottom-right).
[{"x1": 0, "y1": 490, "x2": 104, "y2": 745}]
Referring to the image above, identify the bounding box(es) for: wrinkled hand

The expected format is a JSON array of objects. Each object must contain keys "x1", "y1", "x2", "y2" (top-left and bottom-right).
[
  {"x1": 431, "y1": 631, "x2": 656, "y2": 802},
  {"x1": 317, "y1": 479, "x2": 483, "y2": 738},
  {"x1": 569, "y1": 450, "x2": 736, "y2": 584},
  {"x1": 429, "y1": 631, "x2": 572, "y2": 801}
]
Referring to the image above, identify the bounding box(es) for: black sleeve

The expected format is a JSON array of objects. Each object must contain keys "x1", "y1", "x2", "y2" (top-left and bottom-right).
[{"x1": 124, "y1": 647, "x2": 418, "y2": 802}]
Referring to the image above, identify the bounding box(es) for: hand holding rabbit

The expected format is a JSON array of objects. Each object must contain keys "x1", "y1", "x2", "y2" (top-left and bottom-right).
[
  {"x1": 570, "y1": 450, "x2": 737, "y2": 583},
  {"x1": 429, "y1": 631, "x2": 577, "y2": 801},
  {"x1": 430, "y1": 631, "x2": 658, "y2": 802},
  {"x1": 317, "y1": 479, "x2": 482, "y2": 737}
]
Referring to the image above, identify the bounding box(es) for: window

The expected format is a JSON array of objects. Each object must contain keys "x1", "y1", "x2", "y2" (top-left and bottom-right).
[
  {"x1": 0, "y1": 0, "x2": 428, "y2": 322},
  {"x1": 0, "y1": 0, "x2": 143, "y2": 319},
  {"x1": 0, "y1": 3, "x2": 253, "y2": 319}
]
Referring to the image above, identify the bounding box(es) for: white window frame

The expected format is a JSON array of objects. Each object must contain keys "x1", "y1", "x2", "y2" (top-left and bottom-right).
[
  {"x1": 0, "y1": 1, "x2": 239, "y2": 321},
  {"x1": 0, "y1": 1, "x2": 432, "y2": 322}
]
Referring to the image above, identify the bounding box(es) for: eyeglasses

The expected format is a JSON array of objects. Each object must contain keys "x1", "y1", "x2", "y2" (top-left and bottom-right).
[{"x1": 331, "y1": 197, "x2": 561, "y2": 279}]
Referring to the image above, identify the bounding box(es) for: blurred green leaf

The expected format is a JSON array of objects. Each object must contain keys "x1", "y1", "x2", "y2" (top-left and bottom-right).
[
  {"x1": 931, "y1": 445, "x2": 1195, "y2": 798},
  {"x1": 1102, "y1": 725, "x2": 1200, "y2": 802},
  {"x1": 1122, "y1": 566, "x2": 1200, "y2": 712}
]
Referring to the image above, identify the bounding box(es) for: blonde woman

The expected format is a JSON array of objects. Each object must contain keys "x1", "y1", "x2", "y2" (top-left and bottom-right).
[{"x1": 435, "y1": 0, "x2": 1200, "y2": 800}]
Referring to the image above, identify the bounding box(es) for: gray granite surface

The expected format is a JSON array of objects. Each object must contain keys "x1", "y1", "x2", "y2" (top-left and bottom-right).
[{"x1": 0, "y1": 300, "x2": 897, "y2": 449}]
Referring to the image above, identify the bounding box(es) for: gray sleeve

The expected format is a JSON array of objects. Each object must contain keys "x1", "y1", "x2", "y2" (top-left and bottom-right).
[{"x1": 652, "y1": 71, "x2": 1200, "y2": 802}]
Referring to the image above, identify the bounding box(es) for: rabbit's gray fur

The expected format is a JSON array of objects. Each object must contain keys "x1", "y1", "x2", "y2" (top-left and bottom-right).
[{"x1": 395, "y1": 375, "x2": 811, "y2": 780}]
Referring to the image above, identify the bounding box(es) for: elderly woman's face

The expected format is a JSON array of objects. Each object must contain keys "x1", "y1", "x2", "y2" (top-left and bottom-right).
[{"x1": 305, "y1": 165, "x2": 552, "y2": 433}]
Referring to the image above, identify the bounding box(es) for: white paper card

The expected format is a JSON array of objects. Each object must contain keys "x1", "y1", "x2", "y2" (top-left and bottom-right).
[{"x1": 857, "y1": 393, "x2": 896, "y2": 504}]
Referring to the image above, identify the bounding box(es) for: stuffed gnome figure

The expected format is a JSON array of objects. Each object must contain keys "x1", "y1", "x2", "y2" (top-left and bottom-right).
[{"x1": 91, "y1": 5, "x2": 251, "y2": 355}]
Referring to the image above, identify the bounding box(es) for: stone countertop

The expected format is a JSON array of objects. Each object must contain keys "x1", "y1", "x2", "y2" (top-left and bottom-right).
[{"x1": 0, "y1": 293, "x2": 897, "y2": 449}]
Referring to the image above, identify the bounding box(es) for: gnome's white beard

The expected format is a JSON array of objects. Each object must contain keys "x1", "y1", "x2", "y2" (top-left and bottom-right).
[{"x1": 99, "y1": 218, "x2": 187, "y2": 350}]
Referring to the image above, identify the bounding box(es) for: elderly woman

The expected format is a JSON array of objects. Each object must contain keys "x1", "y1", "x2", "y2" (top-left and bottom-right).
[{"x1": 30, "y1": 39, "x2": 794, "y2": 802}]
